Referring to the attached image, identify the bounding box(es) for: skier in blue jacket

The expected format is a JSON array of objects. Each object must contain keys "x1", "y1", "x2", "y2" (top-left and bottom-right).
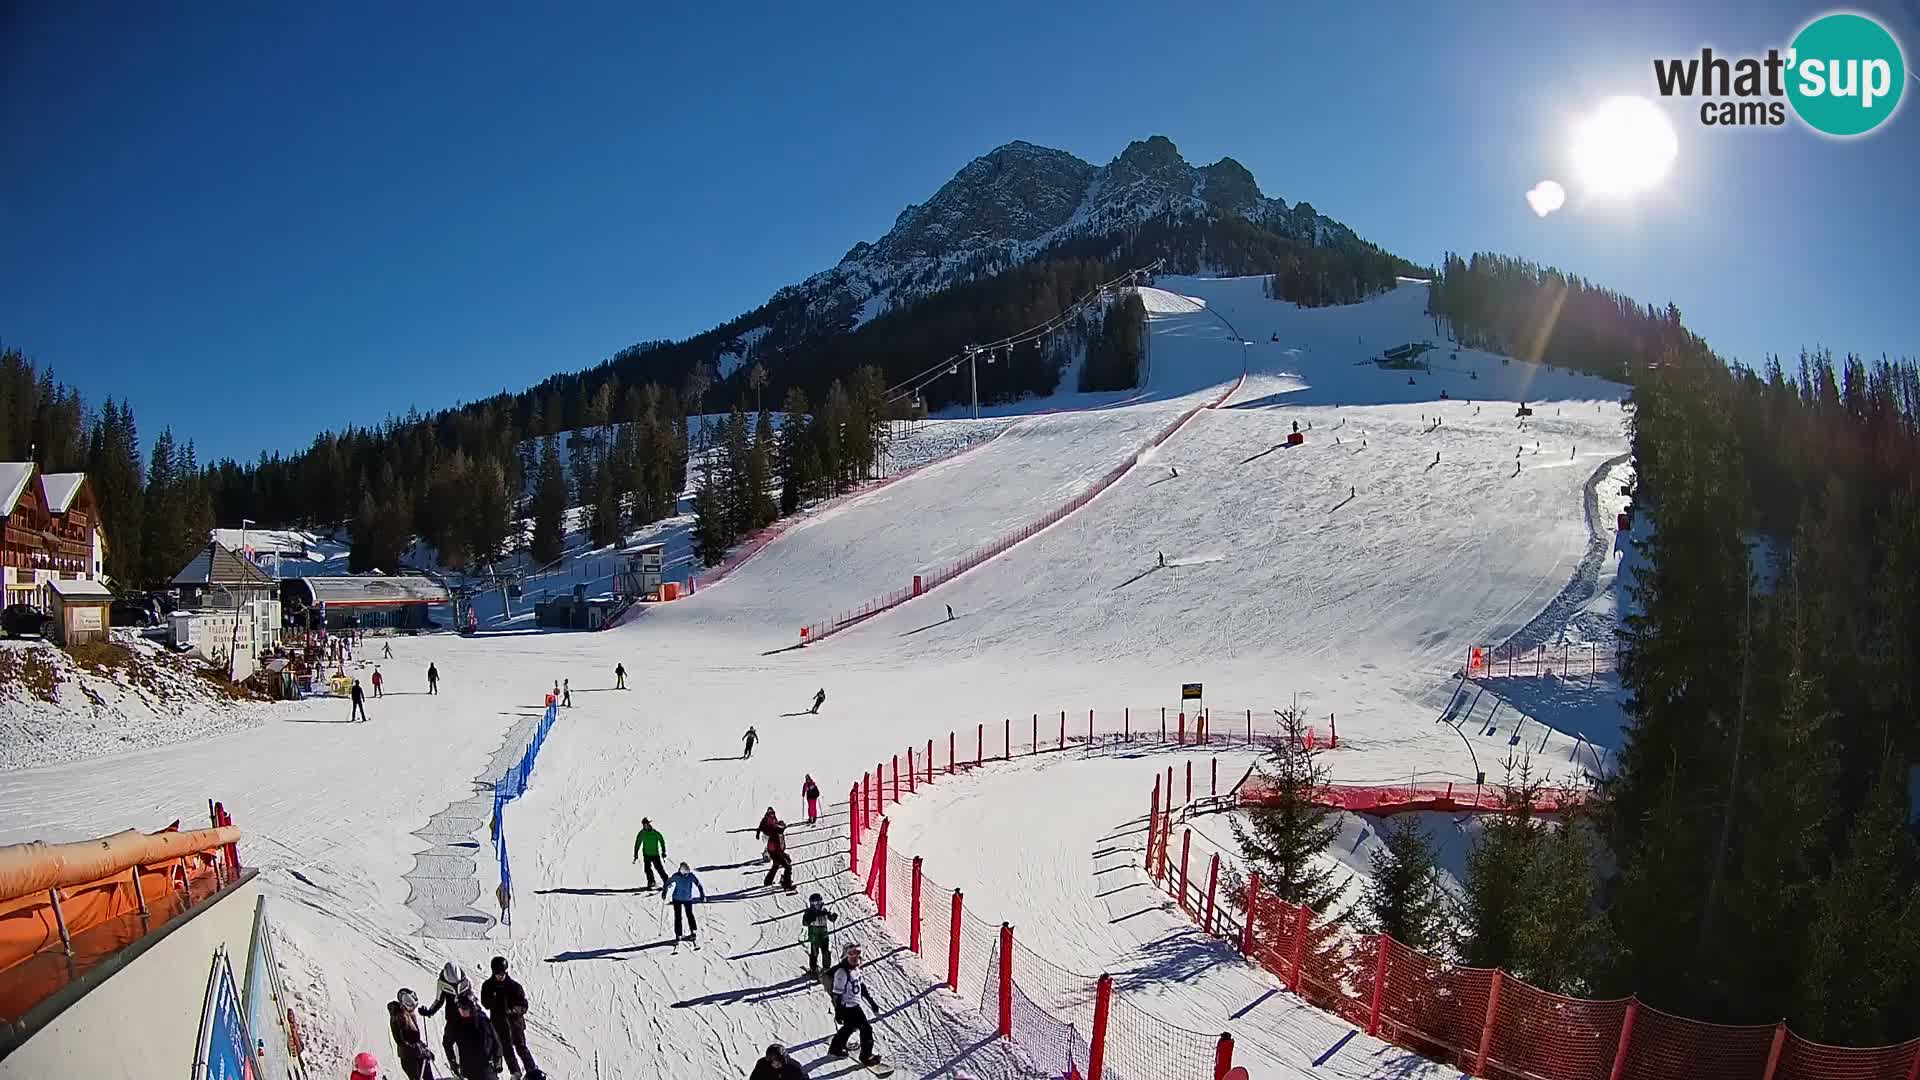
[{"x1": 666, "y1": 862, "x2": 706, "y2": 945}]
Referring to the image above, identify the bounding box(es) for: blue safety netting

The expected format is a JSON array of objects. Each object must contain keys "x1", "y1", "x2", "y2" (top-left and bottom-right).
[{"x1": 491, "y1": 701, "x2": 559, "y2": 909}]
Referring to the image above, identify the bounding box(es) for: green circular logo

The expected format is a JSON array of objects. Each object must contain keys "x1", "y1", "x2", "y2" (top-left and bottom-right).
[{"x1": 1787, "y1": 12, "x2": 1906, "y2": 136}]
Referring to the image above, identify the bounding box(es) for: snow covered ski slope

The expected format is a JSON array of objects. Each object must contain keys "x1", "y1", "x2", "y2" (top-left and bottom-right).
[{"x1": 0, "y1": 277, "x2": 1631, "y2": 1078}]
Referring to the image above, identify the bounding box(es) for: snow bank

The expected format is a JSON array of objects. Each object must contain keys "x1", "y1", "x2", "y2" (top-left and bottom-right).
[{"x1": 0, "y1": 633, "x2": 275, "y2": 772}]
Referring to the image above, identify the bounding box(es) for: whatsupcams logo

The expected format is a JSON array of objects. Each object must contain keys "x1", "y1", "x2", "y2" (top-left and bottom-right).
[{"x1": 1652, "y1": 11, "x2": 1907, "y2": 135}]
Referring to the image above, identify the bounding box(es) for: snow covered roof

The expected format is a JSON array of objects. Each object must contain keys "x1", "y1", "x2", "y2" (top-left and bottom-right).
[
  {"x1": 38, "y1": 473, "x2": 86, "y2": 513},
  {"x1": 210, "y1": 527, "x2": 319, "y2": 556},
  {"x1": 0, "y1": 463, "x2": 34, "y2": 515},
  {"x1": 48, "y1": 577, "x2": 113, "y2": 599},
  {"x1": 297, "y1": 575, "x2": 449, "y2": 606},
  {"x1": 172, "y1": 542, "x2": 277, "y2": 588}
]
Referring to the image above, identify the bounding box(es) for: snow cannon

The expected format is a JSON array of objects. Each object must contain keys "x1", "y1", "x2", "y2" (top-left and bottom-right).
[{"x1": 1286, "y1": 430, "x2": 1304, "y2": 447}]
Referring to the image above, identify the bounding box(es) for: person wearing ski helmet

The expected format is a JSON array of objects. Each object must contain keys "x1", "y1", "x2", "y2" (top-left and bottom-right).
[
  {"x1": 802, "y1": 774, "x2": 821, "y2": 825},
  {"x1": 419, "y1": 961, "x2": 473, "y2": 1020},
  {"x1": 389, "y1": 989, "x2": 436, "y2": 1079},
  {"x1": 665, "y1": 862, "x2": 706, "y2": 943},
  {"x1": 442, "y1": 990, "x2": 503, "y2": 1080},
  {"x1": 800, "y1": 893, "x2": 839, "y2": 974},
  {"x1": 481, "y1": 956, "x2": 539, "y2": 1078},
  {"x1": 351, "y1": 1050, "x2": 381, "y2": 1080},
  {"x1": 749, "y1": 1043, "x2": 811, "y2": 1079},
  {"x1": 827, "y1": 942, "x2": 882, "y2": 1067}
]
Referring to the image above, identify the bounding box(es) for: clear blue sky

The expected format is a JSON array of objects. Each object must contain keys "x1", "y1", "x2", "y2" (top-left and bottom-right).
[{"x1": 4, "y1": 1, "x2": 1916, "y2": 462}]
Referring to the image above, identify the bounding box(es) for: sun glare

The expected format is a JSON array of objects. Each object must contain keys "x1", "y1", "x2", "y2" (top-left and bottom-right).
[{"x1": 1570, "y1": 96, "x2": 1678, "y2": 198}]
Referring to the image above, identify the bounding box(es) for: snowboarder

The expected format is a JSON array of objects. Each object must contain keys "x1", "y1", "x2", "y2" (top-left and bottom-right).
[
  {"x1": 389, "y1": 990, "x2": 438, "y2": 1080},
  {"x1": 801, "y1": 893, "x2": 839, "y2": 974},
  {"x1": 481, "y1": 956, "x2": 540, "y2": 1079},
  {"x1": 633, "y1": 817, "x2": 669, "y2": 893},
  {"x1": 666, "y1": 862, "x2": 706, "y2": 944},
  {"x1": 350, "y1": 679, "x2": 369, "y2": 722},
  {"x1": 427, "y1": 663, "x2": 440, "y2": 695},
  {"x1": 743, "y1": 726, "x2": 759, "y2": 759},
  {"x1": 371, "y1": 667, "x2": 384, "y2": 698},
  {"x1": 441, "y1": 991, "x2": 502, "y2": 1080},
  {"x1": 749, "y1": 1043, "x2": 811, "y2": 1080},
  {"x1": 614, "y1": 663, "x2": 626, "y2": 690},
  {"x1": 762, "y1": 817, "x2": 793, "y2": 891},
  {"x1": 802, "y1": 775, "x2": 821, "y2": 825},
  {"x1": 561, "y1": 679, "x2": 572, "y2": 708},
  {"x1": 419, "y1": 962, "x2": 475, "y2": 1021},
  {"x1": 352, "y1": 1051, "x2": 382, "y2": 1080},
  {"x1": 810, "y1": 689, "x2": 826, "y2": 715},
  {"x1": 826, "y1": 943, "x2": 883, "y2": 1068}
]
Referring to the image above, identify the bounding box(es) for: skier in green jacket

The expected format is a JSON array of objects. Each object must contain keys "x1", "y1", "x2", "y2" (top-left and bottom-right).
[{"x1": 633, "y1": 818, "x2": 669, "y2": 894}]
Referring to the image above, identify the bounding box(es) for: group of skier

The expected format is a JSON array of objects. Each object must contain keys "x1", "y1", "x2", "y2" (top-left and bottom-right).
[
  {"x1": 346, "y1": 662, "x2": 438, "y2": 721},
  {"x1": 354, "y1": 957, "x2": 542, "y2": 1080}
]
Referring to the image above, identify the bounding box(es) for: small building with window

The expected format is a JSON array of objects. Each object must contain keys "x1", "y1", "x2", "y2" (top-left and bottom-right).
[
  {"x1": 285, "y1": 574, "x2": 450, "y2": 631},
  {"x1": 170, "y1": 542, "x2": 282, "y2": 677},
  {"x1": 46, "y1": 577, "x2": 113, "y2": 646}
]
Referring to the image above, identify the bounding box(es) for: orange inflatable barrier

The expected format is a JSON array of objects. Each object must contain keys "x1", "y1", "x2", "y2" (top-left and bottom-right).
[{"x1": 0, "y1": 826, "x2": 238, "y2": 984}]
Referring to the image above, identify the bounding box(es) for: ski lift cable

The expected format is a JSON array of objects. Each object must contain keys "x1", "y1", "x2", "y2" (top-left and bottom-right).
[{"x1": 882, "y1": 259, "x2": 1161, "y2": 404}]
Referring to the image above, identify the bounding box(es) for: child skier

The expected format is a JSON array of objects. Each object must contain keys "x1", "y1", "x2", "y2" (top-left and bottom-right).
[
  {"x1": 665, "y1": 862, "x2": 706, "y2": 946},
  {"x1": 802, "y1": 775, "x2": 821, "y2": 825},
  {"x1": 800, "y1": 893, "x2": 838, "y2": 974}
]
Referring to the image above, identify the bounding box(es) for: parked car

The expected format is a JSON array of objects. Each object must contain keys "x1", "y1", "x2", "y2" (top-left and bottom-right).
[{"x1": 2, "y1": 604, "x2": 53, "y2": 639}]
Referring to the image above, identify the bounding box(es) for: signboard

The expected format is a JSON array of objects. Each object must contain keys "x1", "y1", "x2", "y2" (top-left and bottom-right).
[
  {"x1": 1181, "y1": 683, "x2": 1203, "y2": 701},
  {"x1": 71, "y1": 606, "x2": 103, "y2": 631},
  {"x1": 195, "y1": 945, "x2": 256, "y2": 1080}
]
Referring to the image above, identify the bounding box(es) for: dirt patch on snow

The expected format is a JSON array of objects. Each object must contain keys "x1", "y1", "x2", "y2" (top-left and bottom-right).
[{"x1": 0, "y1": 632, "x2": 272, "y2": 771}]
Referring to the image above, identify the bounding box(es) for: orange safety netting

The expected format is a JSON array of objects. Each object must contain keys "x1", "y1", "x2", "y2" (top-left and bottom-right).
[{"x1": 1237, "y1": 778, "x2": 1585, "y2": 816}]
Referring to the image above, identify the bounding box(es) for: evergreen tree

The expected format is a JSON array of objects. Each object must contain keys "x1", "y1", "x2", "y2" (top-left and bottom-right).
[
  {"x1": 777, "y1": 387, "x2": 812, "y2": 517},
  {"x1": 588, "y1": 461, "x2": 621, "y2": 549},
  {"x1": 689, "y1": 441, "x2": 730, "y2": 567},
  {"x1": 139, "y1": 429, "x2": 182, "y2": 584},
  {"x1": 722, "y1": 407, "x2": 752, "y2": 539},
  {"x1": 1462, "y1": 763, "x2": 1605, "y2": 994},
  {"x1": 88, "y1": 399, "x2": 145, "y2": 584},
  {"x1": 467, "y1": 457, "x2": 513, "y2": 564},
  {"x1": 819, "y1": 381, "x2": 850, "y2": 492},
  {"x1": 1230, "y1": 707, "x2": 1343, "y2": 911},
  {"x1": 1362, "y1": 819, "x2": 1452, "y2": 954},
  {"x1": 530, "y1": 436, "x2": 567, "y2": 564},
  {"x1": 748, "y1": 409, "x2": 777, "y2": 530},
  {"x1": 1795, "y1": 771, "x2": 1920, "y2": 1045}
]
